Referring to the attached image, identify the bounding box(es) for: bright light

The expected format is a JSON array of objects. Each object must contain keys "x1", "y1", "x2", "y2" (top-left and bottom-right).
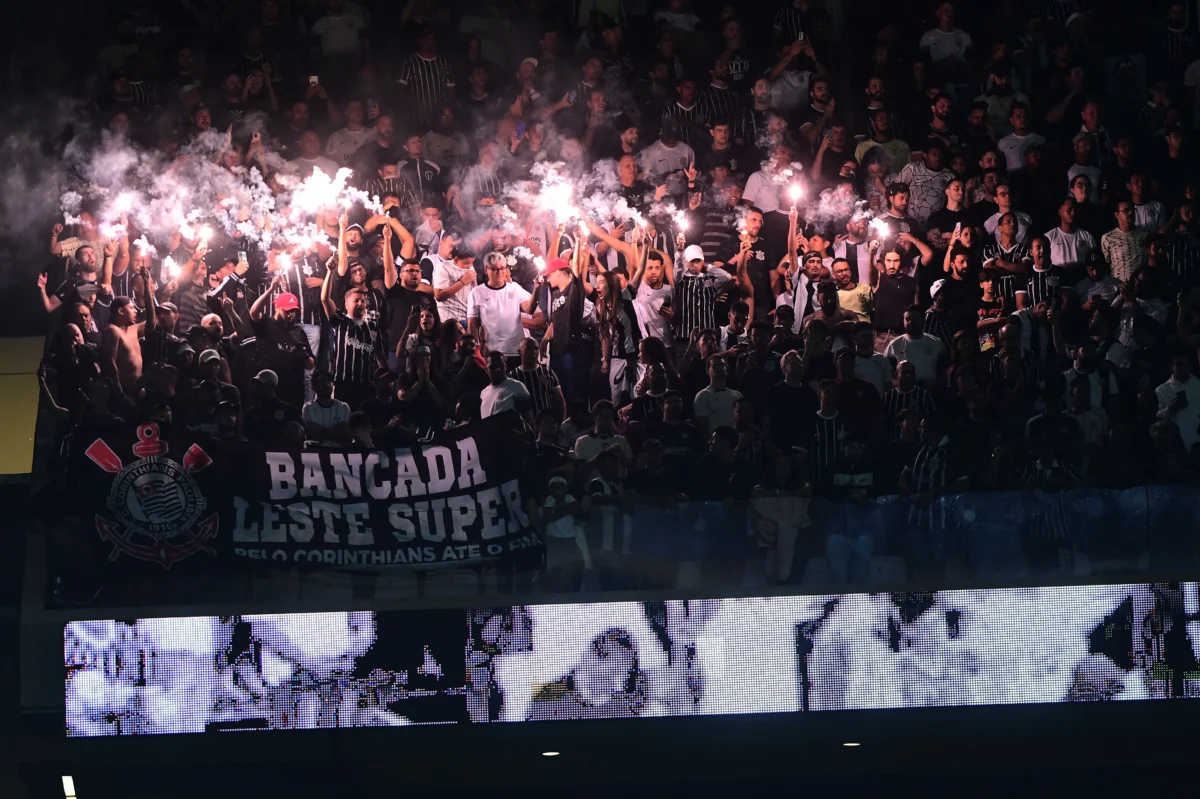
[
  {"x1": 541, "y1": 751, "x2": 560, "y2": 757},
  {"x1": 842, "y1": 742, "x2": 861, "y2": 748},
  {"x1": 868, "y1": 218, "x2": 890, "y2": 237},
  {"x1": 198, "y1": 224, "x2": 214, "y2": 243},
  {"x1": 163, "y1": 256, "x2": 180, "y2": 279},
  {"x1": 787, "y1": 184, "x2": 803, "y2": 203},
  {"x1": 62, "y1": 775, "x2": 76, "y2": 797}
]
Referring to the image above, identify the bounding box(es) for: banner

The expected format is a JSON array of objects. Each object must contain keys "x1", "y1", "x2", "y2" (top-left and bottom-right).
[{"x1": 79, "y1": 413, "x2": 540, "y2": 571}]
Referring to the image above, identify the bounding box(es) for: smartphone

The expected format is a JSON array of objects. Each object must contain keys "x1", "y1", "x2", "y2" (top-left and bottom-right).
[
  {"x1": 238, "y1": 250, "x2": 247, "y2": 263},
  {"x1": 797, "y1": 32, "x2": 806, "y2": 42},
  {"x1": 514, "y1": 122, "x2": 526, "y2": 139},
  {"x1": 308, "y1": 75, "x2": 319, "y2": 86},
  {"x1": 954, "y1": 222, "x2": 962, "y2": 234}
]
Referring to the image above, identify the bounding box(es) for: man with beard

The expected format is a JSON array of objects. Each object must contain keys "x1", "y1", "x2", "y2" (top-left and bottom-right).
[
  {"x1": 719, "y1": 207, "x2": 777, "y2": 321},
  {"x1": 925, "y1": 93, "x2": 958, "y2": 152},
  {"x1": 350, "y1": 113, "x2": 399, "y2": 183},
  {"x1": 397, "y1": 132, "x2": 443, "y2": 209},
  {"x1": 871, "y1": 247, "x2": 921, "y2": 353},
  {"x1": 855, "y1": 107, "x2": 910, "y2": 174},
  {"x1": 795, "y1": 76, "x2": 836, "y2": 154},
  {"x1": 39, "y1": 242, "x2": 111, "y2": 320},
  {"x1": 248, "y1": 277, "x2": 315, "y2": 409},
  {"x1": 321, "y1": 258, "x2": 385, "y2": 410},
  {"x1": 831, "y1": 215, "x2": 873, "y2": 285},
  {"x1": 381, "y1": 222, "x2": 438, "y2": 374}
]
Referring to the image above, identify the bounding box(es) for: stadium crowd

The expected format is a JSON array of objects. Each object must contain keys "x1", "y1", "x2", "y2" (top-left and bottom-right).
[{"x1": 31, "y1": 0, "x2": 1200, "y2": 588}]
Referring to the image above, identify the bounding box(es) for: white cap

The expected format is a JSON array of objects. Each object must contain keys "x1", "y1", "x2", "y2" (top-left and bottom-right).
[
  {"x1": 930, "y1": 279, "x2": 946, "y2": 299},
  {"x1": 683, "y1": 244, "x2": 705, "y2": 262}
]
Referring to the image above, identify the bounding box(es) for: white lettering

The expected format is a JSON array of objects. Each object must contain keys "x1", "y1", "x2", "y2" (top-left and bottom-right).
[
  {"x1": 447, "y1": 495, "x2": 476, "y2": 542},
  {"x1": 364, "y1": 452, "x2": 391, "y2": 500},
  {"x1": 343, "y1": 502, "x2": 373, "y2": 546},
  {"x1": 329, "y1": 453, "x2": 364, "y2": 499},
  {"x1": 232, "y1": 496, "x2": 259, "y2": 542},
  {"x1": 455, "y1": 437, "x2": 487, "y2": 488},
  {"x1": 388, "y1": 503, "x2": 416, "y2": 542},
  {"x1": 392, "y1": 449, "x2": 427, "y2": 498},
  {"x1": 423, "y1": 446, "x2": 455, "y2": 494},
  {"x1": 476, "y1": 487, "x2": 506, "y2": 540},
  {"x1": 300, "y1": 453, "x2": 331, "y2": 498},
  {"x1": 267, "y1": 453, "x2": 297, "y2": 500}
]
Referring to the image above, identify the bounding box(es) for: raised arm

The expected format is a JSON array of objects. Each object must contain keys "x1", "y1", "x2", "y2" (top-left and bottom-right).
[
  {"x1": 382, "y1": 219, "x2": 397, "y2": 290},
  {"x1": 898, "y1": 231, "x2": 934, "y2": 266},
  {"x1": 336, "y1": 213, "x2": 350, "y2": 276},
  {"x1": 49, "y1": 222, "x2": 64, "y2": 256},
  {"x1": 36, "y1": 273, "x2": 61, "y2": 313},
  {"x1": 321, "y1": 258, "x2": 338, "y2": 318}
]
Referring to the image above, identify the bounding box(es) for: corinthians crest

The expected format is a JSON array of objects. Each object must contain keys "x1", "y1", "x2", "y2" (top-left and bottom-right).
[{"x1": 85, "y1": 423, "x2": 219, "y2": 568}]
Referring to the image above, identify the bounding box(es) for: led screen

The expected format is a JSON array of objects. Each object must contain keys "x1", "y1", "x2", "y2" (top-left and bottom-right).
[{"x1": 65, "y1": 583, "x2": 1200, "y2": 735}]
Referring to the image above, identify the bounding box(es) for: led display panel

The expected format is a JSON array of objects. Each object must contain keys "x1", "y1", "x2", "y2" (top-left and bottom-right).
[{"x1": 65, "y1": 583, "x2": 1200, "y2": 735}]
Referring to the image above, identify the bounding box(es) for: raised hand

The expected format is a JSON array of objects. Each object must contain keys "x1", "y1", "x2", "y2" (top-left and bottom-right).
[
  {"x1": 52, "y1": 222, "x2": 64, "y2": 237},
  {"x1": 36, "y1": 273, "x2": 48, "y2": 290}
]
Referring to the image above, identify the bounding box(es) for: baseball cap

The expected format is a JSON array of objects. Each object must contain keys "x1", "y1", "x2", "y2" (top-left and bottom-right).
[
  {"x1": 887, "y1": 181, "x2": 910, "y2": 197},
  {"x1": 274, "y1": 292, "x2": 300, "y2": 311},
  {"x1": 176, "y1": 343, "x2": 196, "y2": 356},
  {"x1": 548, "y1": 475, "x2": 568, "y2": 487},
  {"x1": 252, "y1": 369, "x2": 279, "y2": 386},
  {"x1": 520, "y1": 57, "x2": 539, "y2": 69},
  {"x1": 1166, "y1": 122, "x2": 1186, "y2": 136},
  {"x1": 198, "y1": 348, "x2": 221, "y2": 364},
  {"x1": 683, "y1": 244, "x2": 705, "y2": 262},
  {"x1": 345, "y1": 223, "x2": 365, "y2": 235},
  {"x1": 544, "y1": 257, "x2": 571, "y2": 274},
  {"x1": 157, "y1": 301, "x2": 179, "y2": 313},
  {"x1": 930, "y1": 279, "x2": 946, "y2": 299}
]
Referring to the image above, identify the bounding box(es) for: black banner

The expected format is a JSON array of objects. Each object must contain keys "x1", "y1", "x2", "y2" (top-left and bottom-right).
[{"x1": 80, "y1": 414, "x2": 540, "y2": 571}]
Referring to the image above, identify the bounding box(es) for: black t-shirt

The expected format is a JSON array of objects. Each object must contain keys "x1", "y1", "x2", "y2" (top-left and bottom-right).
[
  {"x1": 925, "y1": 207, "x2": 966, "y2": 242},
  {"x1": 716, "y1": 236, "x2": 777, "y2": 316},
  {"x1": 244, "y1": 398, "x2": 301, "y2": 445},
  {"x1": 697, "y1": 143, "x2": 751, "y2": 177},
  {"x1": 874, "y1": 273, "x2": 918, "y2": 333},
  {"x1": 541, "y1": 275, "x2": 586, "y2": 356},
  {"x1": 520, "y1": 441, "x2": 571, "y2": 502},
  {"x1": 360, "y1": 395, "x2": 404, "y2": 429},
  {"x1": 976, "y1": 297, "x2": 1005, "y2": 351},
  {"x1": 939, "y1": 276, "x2": 982, "y2": 331},
  {"x1": 251, "y1": 318, "x2": 313, "y2": 407},
  {"x1": 384, "y1": 284, "x2": 438, "y2": 352},
  {"x1": 644, "y1": 419, "x2": 703, "y2": 478}
]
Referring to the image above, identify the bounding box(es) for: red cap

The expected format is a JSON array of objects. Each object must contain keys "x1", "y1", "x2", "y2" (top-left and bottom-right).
[
  {"x1": 273, "y1": 292, "x2": 300, "y2": 311},
  {"x1": 544, "y1": 257, "x2": 571, "y2": 274}
]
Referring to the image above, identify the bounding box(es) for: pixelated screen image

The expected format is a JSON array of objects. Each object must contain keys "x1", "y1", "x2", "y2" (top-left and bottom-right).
[{"x1": 65, "y1": 583, "x2": 1200, "y2": 735}]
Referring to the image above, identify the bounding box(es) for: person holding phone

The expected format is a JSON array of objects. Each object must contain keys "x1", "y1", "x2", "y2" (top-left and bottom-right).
[{"x1": 1155, "y1": 351, "x2": 1200, "y2": 452}]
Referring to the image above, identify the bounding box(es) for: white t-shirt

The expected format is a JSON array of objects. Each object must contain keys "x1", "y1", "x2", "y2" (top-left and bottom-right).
[
  {"x1": 311, "y1": 13, "x2": 365, "y2": 56},
  {"x1": 1045, "y1": 226, "x2": 1096, "y2": 270},
  {"x1": 918, "y1": 27, "x2": 973, "y2": 62},
  {"x1": 326, "y1": 127, "x2": 374, "y2": 165},
  {"x1": 983, "y1": 211, "x2": 1033, "y2": 246},
  {"x1": 542, "y1": 494, "x2": 581, "y2": 539},
  {"x1": 884, "y1": 333, "x2": 945, "y2": 388},
  {"x1": 466, "y1": 281, "x2": 531, "y2": 357},
  {"x1": 693, "y1": 386, "x2": 742, "y2": 430},
  {"x1": 289, "y1": 156, "x2": 341, "y2": 179},
  {"x1": 996, "y1": 132, "x2": 1046, "y2": 171},
  {"x1": 854, "y1": 352, "x2": 894, "y2": 396},
  {"x1": 633, "y1": 282, "x2": 673, "y2": 341},
  {"x1": 742, "y1": 170, "x2": 781, "y2": 214},
  {"x1": 638, "y1": 140, "x2": 694, "y2": 182},
  {"x1": 431, "y1": 255, "x2": 474, "y2": 322},
  {"x1": 479, "y1": 378, "x2": 530, "y2": 418},
  {"x1": 1072, "y1": 273, "x2": 1120, "y2": 304},
  {"x1": 302, "y1": 399, "x2": 351, "y2": 446}
]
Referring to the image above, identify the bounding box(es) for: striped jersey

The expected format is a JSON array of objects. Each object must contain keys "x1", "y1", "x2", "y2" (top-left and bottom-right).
[
  {"x1": 773, "y1": 2, "x2": 807, "y2": 42},
  {"x1": 809, "y1": 411, "x2": 847, "y2": 484},
  {"x1": 1024, "y1": 267, "x2": 1067, "y2": 308},
  {"x1": 327, "y1": 310, "x2": 382, "y2": 385},
  {"x1": 699, "y1": 85, "x2": 743, "y2": 137},
  {"x1": 662, "y1": 103, "x2": 708, "y2": 148},
  {"x1": 397, "y1": 53, "x2": 456, "y2": 116},
  {"x1": 509, "y1": 364, "x2": 561, "y2": 415},
  {"x1": 672, "y1": 264, "x2": 733, "y2": 339}
]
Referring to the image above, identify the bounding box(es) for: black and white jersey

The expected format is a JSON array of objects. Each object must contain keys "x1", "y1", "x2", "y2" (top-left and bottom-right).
[
  {"x1": 265, "y1": 253, "x2": 327, "y2": 327},
  {"x1": 981, "y1": 241, "x2": 1030, "y2": 309},
  {"x1": 672, "y1": 266, "x2": 733, "y2": 339},
  {"x1": 597, "y1": 288, "x2": 642, "y2": 360},
  {"x1": 809, "y1": 411, "x2": 847, "y2": 484},
  {"x1": 698, "y1": 85, "x2": 744, "y2": 138},
  {"x1": 773, "y1": 2, "x2": 807, "y2": 43},
  {"x1": 883, "y1": 386, "x2": 936, "y2": 421},
  {"x1": 457, "y1": 165, "x2": 504, "y2": 205},
  {"x1": 397, "y1": 53, "x2": 456, "y2": 116},
  {"x1": 510, "y1": 364, "x2": 561, "y2": 415},
  {"x1": 397, "y1": 158, "x2": 443, "y2": 204},
  {"x1": 1024, "y1": 267, "x2": 1066, "y2": 308},
  {"x1": 327, "y1": 311, "x2": 382, "y2": 385},
  {"x1": 1167, "y1": 232, "x2": 1200, "y2": 286},
  {"x1": 662, "y1": 103, "x2": 709, "y2": 148}
]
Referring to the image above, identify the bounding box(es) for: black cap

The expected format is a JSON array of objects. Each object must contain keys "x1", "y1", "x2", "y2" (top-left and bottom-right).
[
  {"x1": 886, "y1": 181, "x2": 910, "y2": 196},
  {"x1": 1166, "y1": 122, "x2": 1186, "y2": 136}
]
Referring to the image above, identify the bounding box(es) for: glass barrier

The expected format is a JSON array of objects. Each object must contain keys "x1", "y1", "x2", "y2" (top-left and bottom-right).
[{"x1": 41, "y1": 484, "x2": 1200, "y2": 609}]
